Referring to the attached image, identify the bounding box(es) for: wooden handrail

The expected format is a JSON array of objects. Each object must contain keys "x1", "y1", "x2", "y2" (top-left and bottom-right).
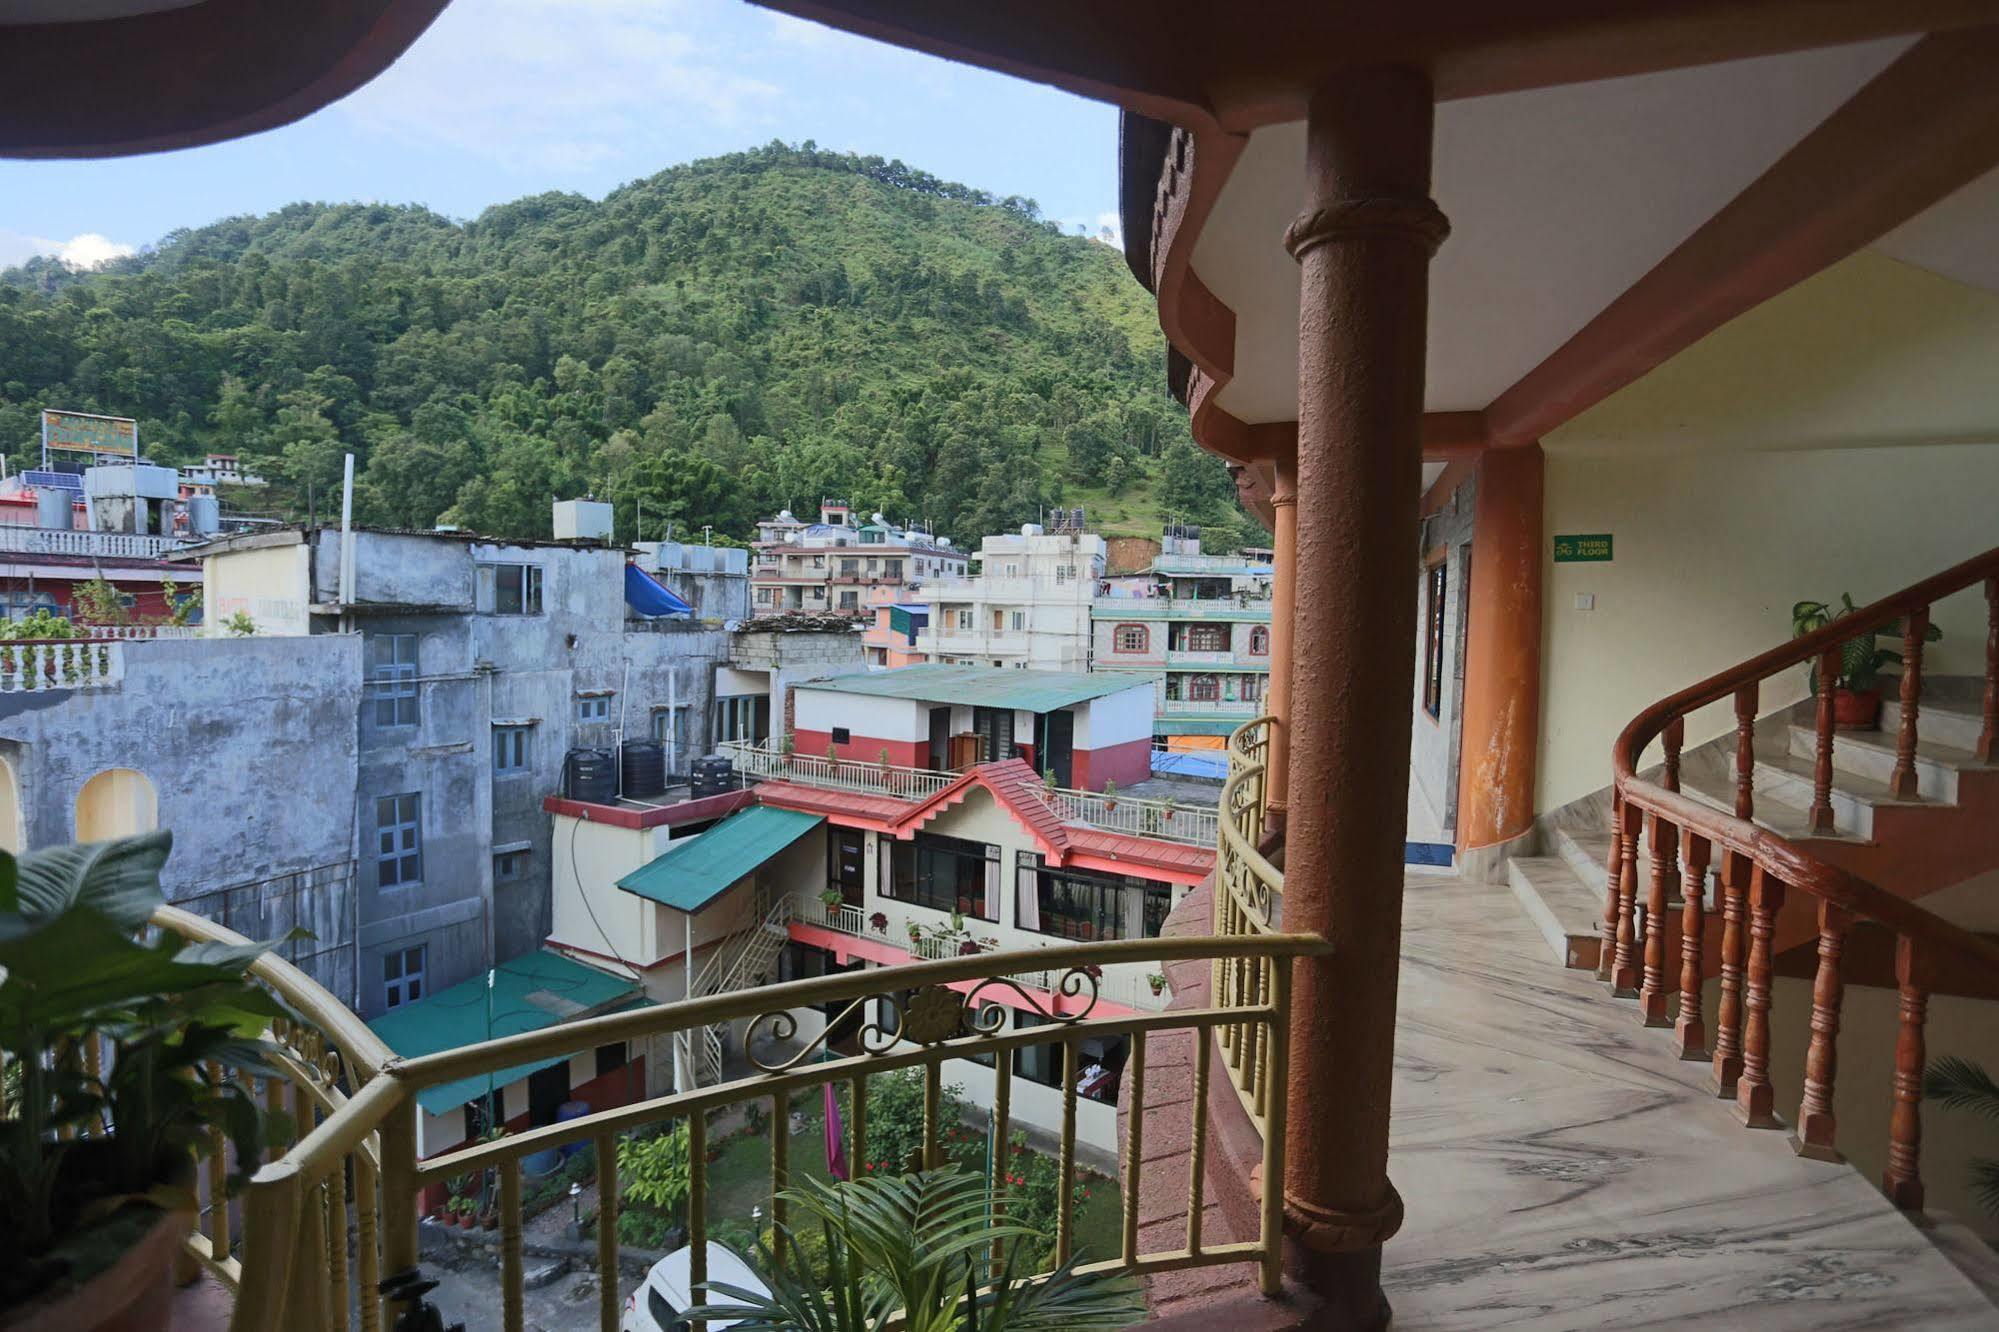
[{"x1": 1606, "y1": 544, "x2": 1999, "y2": 1213}]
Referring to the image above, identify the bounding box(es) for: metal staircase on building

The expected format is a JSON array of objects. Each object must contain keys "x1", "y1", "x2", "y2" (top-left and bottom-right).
[{"x1": 685, "y1": 889, "x2": 795, "y2": 1085}]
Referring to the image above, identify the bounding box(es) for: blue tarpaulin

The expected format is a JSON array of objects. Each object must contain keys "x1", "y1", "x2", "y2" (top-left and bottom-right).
[{"x1": 625, "y1": 563, "x2": 693, "y2": 617}]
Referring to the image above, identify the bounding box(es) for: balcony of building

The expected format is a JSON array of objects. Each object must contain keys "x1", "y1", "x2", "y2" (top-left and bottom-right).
[
  {"x1": 0, "y1": 524, "x2": 193, "y2": 561},
  {"x1": 1093, "y1": 596, "x2": 1271, "y2": 621}
]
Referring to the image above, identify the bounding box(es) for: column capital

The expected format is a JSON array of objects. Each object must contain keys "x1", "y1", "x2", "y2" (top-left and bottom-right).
[{"x1": 1285, "y1": 196, "x2": 1450, "y2": 261}]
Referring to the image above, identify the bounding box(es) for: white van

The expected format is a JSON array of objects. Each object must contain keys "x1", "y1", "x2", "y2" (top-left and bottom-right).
[{"x1": 620, "y1": 1242, "x2": 772, "y2": 1332}]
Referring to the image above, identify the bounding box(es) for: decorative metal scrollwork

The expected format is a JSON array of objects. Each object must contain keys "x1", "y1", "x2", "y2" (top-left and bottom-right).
[
  {"x1": 745, "y1": 994, "x2": 905, "y2": 1073},
  {"x1": 962, "y1": 966, "x2": 1100, "y2": 1026}
]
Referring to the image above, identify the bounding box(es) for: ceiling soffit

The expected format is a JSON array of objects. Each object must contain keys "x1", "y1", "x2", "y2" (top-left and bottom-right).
[{"x1": 1189, "y1": 38, "x2": 1913, "y2": 425}]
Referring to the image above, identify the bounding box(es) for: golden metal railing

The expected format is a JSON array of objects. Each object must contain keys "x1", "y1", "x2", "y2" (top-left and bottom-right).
[
  {"x1": 215, "y1": 930, "x2": 1326, "y2": 1329},
  {"x1": 1215, "y1": 717, "x2": 1284, "y2": 1133},
  {"x1": 151, "y1": 905, "x2": 396, "y2": 1329}
]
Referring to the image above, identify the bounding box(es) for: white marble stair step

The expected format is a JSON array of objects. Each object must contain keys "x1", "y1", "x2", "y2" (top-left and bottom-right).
[
  {"x1": 1786, "y1": 720, "x2": 1983, "y2": 804},
  {"x1": 1675, "y1": 771, "x2": 1856, "y2": 844},
  {"x1": 1923, "y1": 1212, "x2": 1999, "y2": 1308},
  {"x1": 1882, "y1": 697, "x2": 1988, "y2": 754},
  {"x1": 1505, "y1": 855, "x2": 1605, "y2": 971},
  {"x1": 1553, "y1": 824, "x2": 1696, "y2": 908},
  {"x1": 1748, "y1": 748, "x2": 1925, "y2": 839}
]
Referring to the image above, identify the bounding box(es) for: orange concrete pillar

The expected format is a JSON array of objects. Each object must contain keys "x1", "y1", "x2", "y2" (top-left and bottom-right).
[
  {"x1": 1266, "y1": 454, "x2": 1298, "y2": 819},
  {"x1": 1280, "y1": 67, "x2": 1445, "y2": 1327},
  {"x1": 1456, "y1": 444, "x2": 1545, "y2": 853}
]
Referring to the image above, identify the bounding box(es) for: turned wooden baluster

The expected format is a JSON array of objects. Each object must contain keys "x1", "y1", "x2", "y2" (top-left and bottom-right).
[
  {"x1": 1610, "y1": 799, "x2": 1643, "y2": 996},
  {"x1": 1980, "y1": 577, "x2": 1998, "y2": 762},
  {"x1": 1656, "y1": 718, "x2": 1683, "y2": 885},
  {"x1": 1673, "y1": 831, "x2": 1712, "y2": 1060},
  {"x1": 1794, "y1": 900, "x2": 1851, "y2": 1161},
  {"x1": 1712, "y1": 686, "x2": 1757, "y2": 1093},
  {"x1": 1598, "y1": 791, "x2": 1623, "y2": 983},
  {"x1": 1889, "y1": 606, "x2": 1929, "y2": 800},
  {"x1": 1811, "y1": 646, "x2": 1840, "y2": 833},
  {"x1": 1638, "y1": 808, "x2": 1676, "y2": 1027},
  {"x1": 1736, "y1": 866, "x2": 1785, "y2": 1128},
  {"x1": 1883, "y1": 937, "x2": 1929, "y2": 1210}
]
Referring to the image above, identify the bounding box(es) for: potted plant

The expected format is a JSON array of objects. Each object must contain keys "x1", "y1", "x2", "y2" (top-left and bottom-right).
[
  {"x1": 820, "y1": 887, "x2": 845, "y2": 913},
  {"x1": 1043, "y1": 769, "x2": 1058, "y2": 796},
  {"x1": 905, "y1": 920, "x2": 922, "y2": 945},
  {"x1": 0, "y1": 832, "x2": 293, "y2": 1330},
  {"x1": 1146, "y1": 972, "x2": 1167, "y2": 997},
  {"x1": 878, "y1": 747, "x2": 893, "y2": 772},
  {"x1": 1792, "y1": 594, "x2": 1942, "y2": 729},
  {"x1": 1101, "y1": 780, "x2": 1117, "y2": 812},
  {"x1": 448, "y1": 1196, "x2": 478, "y2": 1229},
  {"x1": 868, "y1": 911, "x2": 889, "y2": 936}
]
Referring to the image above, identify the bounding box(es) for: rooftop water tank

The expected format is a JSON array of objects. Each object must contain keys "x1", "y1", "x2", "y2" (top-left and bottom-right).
[
  {"x1": 187, "y1": 494, "x2": 220, "y2": 536},
  {"x1": 620, "y1": 740, "x2": 666, "y2": 798},
  {"x1": 563, "y1": 748, "x2": 616, "y2": 803},
  {"x1": 552, "y1": 498, "x2": 614, "y2": 543},
  {"x1": 35, "y1": 488, "x2": 70, "y2": 531}
]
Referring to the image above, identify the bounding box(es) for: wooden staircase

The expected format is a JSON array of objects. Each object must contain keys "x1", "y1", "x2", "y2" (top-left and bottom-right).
[
  {"x1": 1509, "y1": 691, "x2": 1999, "y2": 974},
  {"x1": 1504, "y1": 548, "x2": 1999, "y2": 1222}
]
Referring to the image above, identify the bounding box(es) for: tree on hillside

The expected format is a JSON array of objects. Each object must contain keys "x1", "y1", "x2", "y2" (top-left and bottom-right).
[{"x1": 266, "y1": 390, "x2": 346, "y2": 505}]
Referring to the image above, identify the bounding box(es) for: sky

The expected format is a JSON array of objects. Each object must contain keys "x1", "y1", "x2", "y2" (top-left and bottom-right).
[{"x1": 0, "y1": 0, "x2": 1122, "y2": 270}]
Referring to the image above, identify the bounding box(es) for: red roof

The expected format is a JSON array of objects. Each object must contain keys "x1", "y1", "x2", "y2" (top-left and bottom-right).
[{"x1": 749, "y1": 759, "x2": 1214, "y2": 883}]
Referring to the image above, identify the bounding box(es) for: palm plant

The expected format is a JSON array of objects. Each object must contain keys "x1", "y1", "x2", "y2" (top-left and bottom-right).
[
  {"x1": 1925, "y1": 1056, "x2": 1999, "y2": 1217},
  {"x1": 703, "y1": 1165, "x2": 1143, "y2": 1331}
]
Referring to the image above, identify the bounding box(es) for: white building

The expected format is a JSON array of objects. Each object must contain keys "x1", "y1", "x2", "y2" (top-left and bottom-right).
[
  {"x1": 913, "y1": 525, "x2": 1107, "y2": 670},
  {"x1": 750, "y1": 500, "x2": 967, "y2": 616}
]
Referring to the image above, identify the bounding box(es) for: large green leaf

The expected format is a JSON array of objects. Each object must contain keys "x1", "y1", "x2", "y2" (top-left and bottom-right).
[{"x1": 9, "y1": 832, "x2": 172, "y2": 932}]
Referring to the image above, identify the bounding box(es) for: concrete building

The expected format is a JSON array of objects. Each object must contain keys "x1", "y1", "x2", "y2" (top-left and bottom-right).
[
  {"x1": 913, "y1": 524, "x2": 1106, "y2": 669},
  {"x1": 786, "y1": 663, "x2": 1155, "y2": 792},
  {"x1": 750, "y1": 500, "x2": 966, "y2": 617},
  {"x1": 1091, "y1": 527, "x2": 1275, "y2": 750},
  {"x1": 713, "y1": 614, "x2": 867, "y2": 745}
]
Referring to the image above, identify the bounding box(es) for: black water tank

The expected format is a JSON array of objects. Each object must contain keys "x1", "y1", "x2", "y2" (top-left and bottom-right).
[
  {"x1": 689, "y1": 754, "x2": 736, "y2": 800},
  {"x1": 621, "y1": 739, "x2": 667, "y2": 797},
  {"x1": 564, "y1": 748, "x2": 616, "y2": 803}
]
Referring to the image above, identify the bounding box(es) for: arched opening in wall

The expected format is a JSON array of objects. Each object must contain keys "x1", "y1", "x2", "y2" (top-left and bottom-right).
[
  {"x1": 0, "y1": 755, "x2": 20, "y2": 854},
  {"x1": 76, "y1": 768, "x2": 158, "y2": 843}
]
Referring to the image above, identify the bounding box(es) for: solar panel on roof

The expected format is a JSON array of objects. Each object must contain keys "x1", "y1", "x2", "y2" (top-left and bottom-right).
[{"x1": 23, "y1": 471, "x2": 81, "y2": 491}]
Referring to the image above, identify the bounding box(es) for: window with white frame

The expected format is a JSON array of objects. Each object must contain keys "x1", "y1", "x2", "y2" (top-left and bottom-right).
[
  {"x1": 382, "y1": 944, "x2": 426, "y2": 1009},
  {"x1": 575, "y1": 693, "x2": 612, "y2": 723},
  {"x1": 955, "y1": 609, "x2": 973, "y2": 630},
  {"x1": 376, "y1": 794, "x2": 422, "y2": 887},
  {"x1": 493, "y1": 724, "x2": 531, "y2": 774},
  {"x1": 1009, "y1": 611, "x2": 1025, "y2": 631},
  {"x1": 367, "y1": 633, "x2": 419, "y2": 727},
  {"x1": 480, "y1": 562, "x2": 543, "y2": 615}
]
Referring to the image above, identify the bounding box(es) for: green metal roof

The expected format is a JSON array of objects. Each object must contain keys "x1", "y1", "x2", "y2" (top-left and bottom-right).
[
  {"x1": 1153, "y1": 717, "x2": 1247, "y2": 736},
  {"x1": 618, "y1": 805, "x2": 824, "y2": 912},
  {"x1": 367, "y1": 950, "x2": 648, "y2": 1115},
  {"x1": 804, "y1": 663, "x2": 1155, "y2": 710}
]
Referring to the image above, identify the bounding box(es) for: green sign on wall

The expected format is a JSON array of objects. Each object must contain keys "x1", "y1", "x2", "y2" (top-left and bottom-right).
[{"x1": 1553, "y1": 533, "x2": 1613, "y2": 563}]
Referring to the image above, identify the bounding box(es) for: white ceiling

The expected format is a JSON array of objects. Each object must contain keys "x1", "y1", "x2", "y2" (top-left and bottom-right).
[
  {"x1": 1191, "y1": 37, "x2": 1917, "y2": 425},
  {"x1": 0, "y1": 1, "x2": 200, "y2": 23},
  {"x1": 1874, "y1": 165, "x2": 1999, "y2": 296}
]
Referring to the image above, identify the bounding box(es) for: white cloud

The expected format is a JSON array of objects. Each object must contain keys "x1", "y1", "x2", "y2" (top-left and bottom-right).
[
  {"x1": 334, "y1": 0, "x2": 782, "y2": 174},
  {"x1": 0, "y1": 230, "x2": 136, "y2": 270}
]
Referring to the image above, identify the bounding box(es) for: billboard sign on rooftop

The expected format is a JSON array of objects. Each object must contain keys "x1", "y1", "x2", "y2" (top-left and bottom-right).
[{"x1": 41, "y1": 408, "x2": 137, "y2": 461}]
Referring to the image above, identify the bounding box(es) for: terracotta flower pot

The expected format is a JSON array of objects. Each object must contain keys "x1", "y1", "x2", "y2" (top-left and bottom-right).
[
  {"x1": 1833, "y1": 687, "x2": 1881, "y2": 729},
  {"x1": 1, "y1": 1206, "x2": 189, "y2": 1332}
]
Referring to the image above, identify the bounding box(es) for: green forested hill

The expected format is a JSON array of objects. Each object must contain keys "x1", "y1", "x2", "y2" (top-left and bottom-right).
[{"x1": 0, "y1": 142, "x2": 1259, "y2": 547}]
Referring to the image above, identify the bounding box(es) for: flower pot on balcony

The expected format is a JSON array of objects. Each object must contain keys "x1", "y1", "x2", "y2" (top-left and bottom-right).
[
  {"x1": 0, "y1": 1193, "x2": 189, "y2": 1332},
  {"x1": 1833, "y1": 687, "x2": 1881, "y2": 730}
]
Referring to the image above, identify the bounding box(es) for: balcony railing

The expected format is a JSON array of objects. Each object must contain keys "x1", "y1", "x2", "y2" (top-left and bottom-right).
[
  {"x1": 1215, "y1": 716, "x2": 1284, "y2": 1126},
  {"x1": 1093, "y1": 596, "x2": 1271, "y2": 619},
  {"x1": 1161, "y1": 696, "x2": 1260, "y2": 716},
  {"x1": 720, "y1": 738, "x2": 960, "y2": 800},
  {"x1": 720, "y1": 739, "x2": 1219, "y2": 846},
  {"x1": 789, "y1": 891, "x2": 1174, "y2": 1011},
  {"x1": 0, "y1": 639, "x2": 124, "y2": 691},
  {"x1": 0, "y1": 524, "x2": 192, "y2": 560},
  {"x1": 1164, "y1": 648, "x2": 1240, "y2": 666},
  {"x1": 212, "y1": 925, "x2": 1326, "y2": 1328}
]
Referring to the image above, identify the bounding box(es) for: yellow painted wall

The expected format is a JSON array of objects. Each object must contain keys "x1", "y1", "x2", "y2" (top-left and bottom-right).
[
  {"x1": 1537, "y1": 442, "x2": 1999, "y2": 810},
  {"x1": 548, "y1": 815, "x2": 658, "y2": 969},
  {"x1": 204, "y1": 543, "x2": 311, "y2": 636},
  {"x1": 74, "y1": 768, "x2": 158, "y2": 842},
  {"x1": 1536, "y1": 253, "x2": 1999, "y2": 812},
  {"x1": 0, "y1": 756, "x2": 20, "y2": 854}
]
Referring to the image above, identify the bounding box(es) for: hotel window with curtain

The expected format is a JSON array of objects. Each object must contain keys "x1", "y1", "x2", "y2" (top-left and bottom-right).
[
  {"x1": 884, "y1": 833, "x2": 1000, "y2": 921},
  {"x1": 1423, "y1": 556, "x2": 1448, "y2": 719}
]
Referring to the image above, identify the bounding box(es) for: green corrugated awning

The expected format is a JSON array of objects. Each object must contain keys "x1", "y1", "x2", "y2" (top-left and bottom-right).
[
  {"x1": 367, "y1": 950, "x2": 649, "y2": 1115},
  {"x1": 1154, "y1": 718, "x2": 1243, "y2": 736},
  {"x1": 617, "y1": 805, "x2": 824, "y2": 912}
]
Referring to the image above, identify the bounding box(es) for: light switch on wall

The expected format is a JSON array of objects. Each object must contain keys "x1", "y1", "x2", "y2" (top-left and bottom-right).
[{"x1": 1574, "y1": 593, "x2": 1595, "y2": 611}]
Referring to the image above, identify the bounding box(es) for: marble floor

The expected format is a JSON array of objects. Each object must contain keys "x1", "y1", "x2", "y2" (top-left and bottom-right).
[{"x1": 1379, "y1": 872, "x2": 1995, "y2": 1329}]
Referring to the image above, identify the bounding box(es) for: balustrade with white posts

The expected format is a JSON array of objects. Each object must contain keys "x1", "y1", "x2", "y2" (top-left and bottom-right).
[
  {"x1": 0, "y1": 525, "x2": 191, "y2": 560},
  {"x1": 0, "y1": 639, "x2": 123, "y2": 692}
]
